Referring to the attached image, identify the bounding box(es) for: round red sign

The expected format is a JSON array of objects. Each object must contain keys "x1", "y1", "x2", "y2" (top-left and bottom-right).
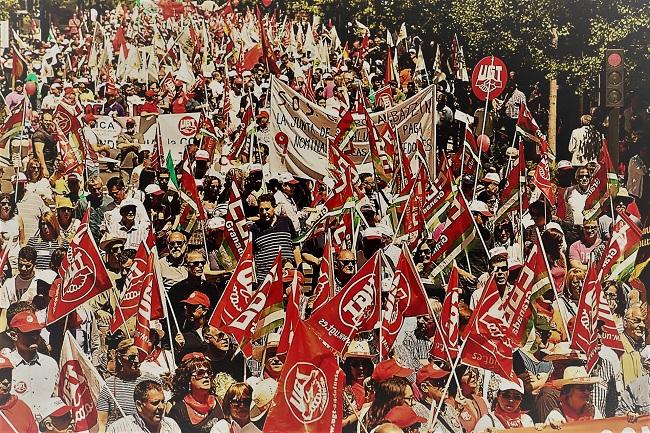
[
  {"x1": 178, "y1": 116, "x2": 198, "y2": 136},
  {"x1": 471, "y1": 56, "x2": 508, "y2": 101}
]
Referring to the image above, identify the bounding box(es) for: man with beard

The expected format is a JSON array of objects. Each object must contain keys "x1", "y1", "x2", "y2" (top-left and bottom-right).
[
  {"x1": 7, "y1": 310, "x2": 58, "y2": 418},
  {"x1": 159, "y1": 231, "x2": 188, "y2": 289},
  {"x1": 0, "y1": 354, "x2": 38, "y2": 433},
  {"x1": 75, "y1": 175, "x2": 113, "y2": 242},
  {"x1": 107, "y1": 380, "x2": 181, "y2": 433}
]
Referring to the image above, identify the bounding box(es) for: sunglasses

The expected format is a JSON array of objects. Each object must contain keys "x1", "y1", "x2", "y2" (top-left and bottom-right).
[
  {"x1": 124, "y1": 354, "x2": 139, "y2": 363},
  {"x1": 577, "y1": 174, "x2": 590, "y2": 179},
  {"x1": 169, "y1": 241, "x2": 185, "y2": 247},
  {"x1": 0, "y1": 201, "x2": 10, "y2": 206},
  {"x1": 110, "y1": 245, "x2": 124, "y2": 253},
  {"x1": 187, "y1": 261, "x2": 206, "y2": 267},
  {"x1": 338, "y1": 260, "x2": 356, "y2": 266},
  {"x1": 230, "y1": 398, "x2": 252, "y2": 406},
  {"x1": 192, "y1": 369, "x2": 213, "y2": 379},
  {"x1": 419, "y1": 249, "x2": 432, "y2": 255},
  {"x1": 492, "y1": 265, "x2": 508, "y2": 273}
]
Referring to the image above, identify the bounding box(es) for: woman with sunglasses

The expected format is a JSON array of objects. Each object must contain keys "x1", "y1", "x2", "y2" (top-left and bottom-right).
[
  {"x1": 0, "y1": 192, "x2": 25, "y2": 275},
  {"x1": 341, "y1": 341, "x2": 375, "y2": 433},
  {"x1": 26, "y1": 211, "x2": 68, "y2": 270},
  {"x1": 168, "y1": 353, "x2": 224, "y2": 433},
  {"x1": 210, "y1": 382, "x2": 262, "y2": 433},
  {"x1": 474, "y1": 380, "x2": 536, "y2": 432},
  {"x1": 24, "y1": 158, "x2": 53, "y2": 204}
]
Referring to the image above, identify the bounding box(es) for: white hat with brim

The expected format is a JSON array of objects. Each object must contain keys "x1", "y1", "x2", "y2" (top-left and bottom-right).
[
  {"x1": 542, "y1": 341, "x2": 587, "y2": 362},
  {"x1": 552, "y1": 366, "x2": 602, "y2": 387},
  {"x1": 250, "y1": 378, "x2": 278, "y2": 421},
  {"x1": 344, "y1": 340, "x2": 373, "y2": 359}
]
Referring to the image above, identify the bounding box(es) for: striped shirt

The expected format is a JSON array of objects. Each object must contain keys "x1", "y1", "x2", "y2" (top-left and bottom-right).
[
  {"x1": 107, "y1": 414, "x2": 181, "y2": 433},
  {"x1": 251, "y1": 215, "x2": 296, "y2": 282},
  {"x1": 26, "y1": 235, "x2": 68, "y2": 269},
  {"x1": 97, "y1": 374, "x2": 160, "y2": 427}
]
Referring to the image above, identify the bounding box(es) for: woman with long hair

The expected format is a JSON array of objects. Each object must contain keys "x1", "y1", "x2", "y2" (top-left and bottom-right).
[
  {"x1": 361, "y1": 376, "x2": 412, "y2": 431},
  {"x1": 210, "y1": 382, "x2": 261, "y2": 433},
  {"x1": 26, "y1": 211, "x2": 68, "y2": 269},
  {"x1": 541, "y1": 225, "x2": 567, "y2": 294},
  {"x1": 55, "y1": 196, "x2": 81, "y2": 243},
  {"x1": 603, "y1": 280, "x2": 628, "y2": 332},
  {"x1": 168, "y1": 352, "x2": 224, "y2": 433},
  {"x1": 24, "y1": 158, "x2": 53, "y2": 203},
  {"x1": 0, "y1": 192, "x2": 25, "y2": 274}
]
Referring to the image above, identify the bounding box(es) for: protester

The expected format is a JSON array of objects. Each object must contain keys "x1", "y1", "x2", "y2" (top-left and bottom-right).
[
  {"x1": 0, "y1": 353, "x2": 38, "y2": 433},
  {"x1": 545, "y1": 366, "x2": 603, "y2": 427},
  {"x1": 473, "y1": 380, "x2": 536, "y2": 432},
  {"x1": 210, "y1": 382, "x2": 261, "y2": 433},
  {"x1": 37, "y1": 397, "x2": 75, "y2": 433}
]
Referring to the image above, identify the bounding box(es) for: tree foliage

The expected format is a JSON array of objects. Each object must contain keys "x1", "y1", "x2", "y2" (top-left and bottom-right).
[{"x1": 0, "y1": 0, "x2": 18, "y2": 20}]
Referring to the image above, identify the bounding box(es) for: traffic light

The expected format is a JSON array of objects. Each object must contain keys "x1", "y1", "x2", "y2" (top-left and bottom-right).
[{"x1": 604, "y1": 49, "x2": 624, "y2": 108}]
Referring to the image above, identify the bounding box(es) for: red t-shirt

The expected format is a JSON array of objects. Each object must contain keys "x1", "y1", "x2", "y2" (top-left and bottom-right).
[{"x1": 0, "y1": 395, "x2": 38, "y2": 433}]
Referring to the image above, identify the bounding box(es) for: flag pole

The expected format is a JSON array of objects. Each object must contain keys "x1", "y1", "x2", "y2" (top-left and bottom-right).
[
  {"x1": 430, "y1": 307, "x2": 462, "y2": 391},
  {"x1": 472, "y1": 55, "x2": 496, "y2": 203},
  {"x1": 391, "y1": 167, "x2": 421, "y2": 244}
]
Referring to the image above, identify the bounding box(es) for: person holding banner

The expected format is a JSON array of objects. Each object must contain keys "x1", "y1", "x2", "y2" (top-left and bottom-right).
[{"x1": 544, "y1": 366, "x2": 603, "y2": 427}]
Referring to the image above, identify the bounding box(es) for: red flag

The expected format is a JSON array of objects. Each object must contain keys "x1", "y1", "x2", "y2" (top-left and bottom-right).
[
  {"x1": 331, "y1": 109, "x2": 356, "y2": 150},
  {"x1": 263, "y1": 322, "x2": 345, "y2": 433},
  {"x1": 374, "y1": 85, "x2": 394, "y2": 109},
  {"x1": 222, "y1": 183, "x2": 250, "y2": 263},
  {"x1": 384, "y1": 48, "x2": 395, "y2": 84},
  {"x1": 133, "y1": 255, "x2": 160, "y2": 361},
  {"x1": 47, "y1": 211, "x2": 112, "y2": 324},
  {"x1": 599, "y1": 212, "x2": 643, "y2": 281},
  {"x1": 277, "y1": 271, "x2": 301, "y2": 355},
  {"x1": 222, "y1": 252, "x2": 284, "y2": 357},
  {"x1": 176, "y1": 162, "x2": 206, "y2": 230},
  {"x1": 110, "y1": 236, "x2": 163, "y2": 333},
  {"x1": 306, "y1": 252, "x2": 382, "y2": 355},
  {"x1": 502, "y1": 235, "x2": 552, "y2": 345},
  {"x1": 495, "y1": 139, "x2": 526, "y2": 222},
  {"x1": 0, "y1": 102, "x2": 25, "y2": 148},
  {"x1": 583, "y1": 141, "x2": 618, "y2": 221},
  {"x1": 461, "y1": 277, "x2": 518, "y2": 381},
  {"x1": 431, "y1": 266, "x2": 461, "y2": 361},
  {"x1": 324, "y1": 145, "x2": 358, "y2": 212},
  {"x1": 112, "y1": 25, "x2": 128, "y2": 56},
  {"x1": 209, "y1": 241, "x2": 254, "y2": 330},
  {"x1": 365, "y1": 108, "x2": 394, "y2": 182},
  {"x1": 380, "y1": 246, "x2": 430, "y2": 357},
  {"x1": 532, "y1": 154, "x2": 556, "y2": 206},
  {"x1": 331, "y1": 211, "x2": 353, "y2": 252},
  {"x1": 11, "y1": 47, "x2": 25, "y2": 83},
  {"x1": 516, "y1": 102, "x2": 549, "y2": 154},
  {"x1": 311, "y1": 234, "x2": 334, "y2": 313},
  {"x1": 242, "y1": 43, "x2": 263, "y2": 71},
  {"x1": 303, "y1": 67, "x2": 316, "y2": 102},
  {"x1": 571, "y1": 266, "x2": 623, "y2": 370},
  {"x1": 255, "y1": 6, "x2": 281, "y2": 76}
]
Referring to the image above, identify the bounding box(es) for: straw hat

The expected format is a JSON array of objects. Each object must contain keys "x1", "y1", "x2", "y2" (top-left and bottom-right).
[
  {"x1": 552, "y1": 366, "x2": 602, "y2": 388},
  {"x1": 250, "y1": 378, "x2": 278, "y2": 421},
  {"x1": 252, "y1": 333, "x2": 281, "y2": 362},
  {"x1": 344, "y1": 340, "x2": 373, "y2": 359}
]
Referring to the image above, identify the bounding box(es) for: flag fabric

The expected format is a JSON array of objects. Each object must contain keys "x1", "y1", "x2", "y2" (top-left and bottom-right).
[
  {"x1": 306, "y1": 252, "x2": 382, "y2": 355},
  {"x1": 221, "y1": 183, "x2": 250, "y2": 266},
  {"x1": 532, "y1": 154, "x2": 556, "y2": 206},
  {"x1": 255, "y1": 6, "x2": 281, "y2": 76},
  {"x1": 495, "y1": 139, "x2": 526, "y2": 222},
  {"x1": 277, "y1": 271, "x2": 301, "y2": 355},
  {"x1": 502, "y1": 235, "x2": 553, "y2": 346},
  {"x1": 599, "y1": 212, "x2": 642, "y2": 282},
  {"x1": 222, "y1": 252, "x2": 284, "y2": 357},
  {"x1": 384, "y1": 48, "x2": 396, "y2": 84},
  {"x1": 199, "y1": 113, "x2": 220, "y2": 161},
  {"x1": 310, "y1": 233, "x2": 334, "y2": 313},
  {"x1": 516, "y1": 102, "x2": 549, "y2": 154},
  {"x1": 374, "y1": 85, "x2": 393, "y2": 109},
  {"x1": 58, "y1": 332, "x2": 106, "y2": 433},
  {"x1": 47, "y1": 211, "x2": 112, "y2": 324},
  {"x1": 331, "y1": 211, "x2": 354, "y2": 252},
  {"x1": 461, "y1": 277, "x2": 518, "y2": 381},
  {"x1": 165, "y1": 152, "x2": 179, "y2": 189},
  {"x1": 364, "y1": 109, "x2": 394, "y2": 182},
  {"x1": 421, "y1": 167, "x2": 454, "y2": 230},
  {"x1": 380, "y1": 246, "x2": 431, "y2": 357},
  {"x1": 175, "y1": 161, "x2": 207, "y2": 232},
  {"x1": 583, "y1": 141, "x2": 619, "y2": 221},
  {"x1": 11, "y1": 46, "x2": 26, "y2": 83},
  {"x1": 331, "y1": 108, "x2": 356, "y2": 150},
  {"x1": 263, "y1": 321, "x2": 345, "y2": 433},
  {"x1": 324, "y1": 143, "x2": 359, "y2": 212},
  {"x1": 430, "y1": 266, "x2": 461, "y2": 361},
  {"x1": 110, "y1": 236, "x2": 163, "y2": 333},
  {"x1": 571, "y1": 265, "x2": 624, "y2": 370},
  {"x1": 0, "y1": 102, "x2": 25, "y2": 148},
  {"x1": 133, "y1": 255, "x2": 161, "y2": 361},
  {"x1": 428, "y1": 192, "x2": 477, "y2": 277},
  {"x1": 208, "y1": 241, "x2": 255, "y2": 330}
]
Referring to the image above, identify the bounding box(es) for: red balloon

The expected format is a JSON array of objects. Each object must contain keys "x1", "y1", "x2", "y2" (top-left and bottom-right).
[
  {"x1": 477, "y1": 134, "x2": 490, "y2": 152},
  {"x1": 25, "y1": 81, "x2": 37, "y2": 96}
]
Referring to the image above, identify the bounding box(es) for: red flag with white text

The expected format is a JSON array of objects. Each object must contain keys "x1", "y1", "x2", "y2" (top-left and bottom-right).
[
  {"x1": 277, "y1": 271, "x2": 301, "y2": 355},
  {"x1": 310, "y1": 234, "x2": 334, "y2": 313},
  {"x1": 263, "y1": 321, "x2": 345, "y2": 433},
  {"x1": 430, "y1": 266, "x2": 461, "y2": 361},
  {"x1": 532, "y1": 154, "x2": 556, "y2": 206}
]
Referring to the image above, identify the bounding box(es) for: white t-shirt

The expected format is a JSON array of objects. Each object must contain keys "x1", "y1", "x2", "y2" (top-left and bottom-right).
[{"x1": 474, "y1": 412, "x2": 535, "y2": 432}]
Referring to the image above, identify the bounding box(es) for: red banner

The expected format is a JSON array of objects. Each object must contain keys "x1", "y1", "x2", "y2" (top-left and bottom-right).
[
  {"x1": 264, "y1": 322, "x2": 345, "y2": 433},
  {"x1": 431, "y1": 266, "x2": 461, "y2": 361},
  {"x1": 508, "y1": 416, "x2": 650, "y2": 433}
]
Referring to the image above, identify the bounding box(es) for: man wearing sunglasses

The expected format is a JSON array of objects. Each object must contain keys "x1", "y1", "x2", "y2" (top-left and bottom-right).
[
  {"x1": 159, "y1": 231, "x2": 188, "y2": 289},
  {"x1": 334, "y1": 249, "x2": 356, "y2": 292},
  {"x1": 169, "y1": 251, "x2": 220, "y2": 334},
  {"x1": 470, "y1": 248, "x2": 512, "y2": 309},
  {"x1": 0, "y1": 354, "x2": 38, "y2": 433}
]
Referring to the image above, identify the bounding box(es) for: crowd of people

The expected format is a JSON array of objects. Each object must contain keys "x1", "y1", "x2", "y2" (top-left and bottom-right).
[{"x1": 0, "y1": 2, "x2": 648, "y2": 433}]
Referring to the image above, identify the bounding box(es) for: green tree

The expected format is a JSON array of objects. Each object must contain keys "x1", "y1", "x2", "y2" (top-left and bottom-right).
[{"x1": 0, "y1": 0, "x2": 18, "y2": 20}]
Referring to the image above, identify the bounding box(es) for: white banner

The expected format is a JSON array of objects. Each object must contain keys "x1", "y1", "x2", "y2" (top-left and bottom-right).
[
  {"x1": 268, "y1": 77, "x2": 435, "y2": 179},
  {"x1": 0, "y1": 22, "x2": 8, "y2": 49},
  {"x1": 58, "y1": 332, "x2": 106, "y2": 433}
]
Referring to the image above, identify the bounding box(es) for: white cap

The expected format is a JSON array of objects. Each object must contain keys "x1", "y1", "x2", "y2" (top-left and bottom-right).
[
  {"x1": 248, "y1": 163, "x2": 263, "y2": 173},
  {"x1": 499, "y1": 379, "x2": 524, "y2": 394},
  {"x1": 228, "y1": 71, "x2": 237, "y2": 78},
  {"x1": 38, "y1": 397, "x2": 73, "y2": 421},
  {"x1": 545, "y1": 222, "x2": 564, "y2": 234},
  {"x1": 144, "y1": 184, "x2": 164, "y2": 195},
  {"x1": 50, "y1": 82, "x2": 62, "y2": 89},
  {"x1": 557, "y1": 160, "x2": 572, "y2": 170},
  {"x1": 250, "y1": 378, "x2": 278, "y2": 422},
  {"x1": 195, "y1": 149, "x2": 210, "y2": 161},
  {"x1": 488, "y1": 246, "x2": 508, "y2": 260},
  {"x1": 242, "y1": 70, "x2": 252, "y2": 77},
  {"x1": 279, "y1": 75, "x2": 289, "y2": 83},
  {"x1": 323, "y1": 72, "x2": 333, "y2": 79},
  {"x1": 119, "y1": 198, "x2": 139, "y2": 210},
  {"x1": 469, "y1": 200, "x2": 493, "y2": 217},
  {"x1": 278, "y1": 172, "x2": 299, "y2": 184},
  {"x1": 482, "y1": 172, "x2": 501, "y2": 184},
  {"x1": 206, "y1": 217, "x2": 225, "y2": 230}
]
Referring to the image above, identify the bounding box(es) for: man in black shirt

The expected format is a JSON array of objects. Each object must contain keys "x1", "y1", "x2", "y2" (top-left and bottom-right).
[{"x1": 31, "y1": 112, "x2": 58, "y2": 177}]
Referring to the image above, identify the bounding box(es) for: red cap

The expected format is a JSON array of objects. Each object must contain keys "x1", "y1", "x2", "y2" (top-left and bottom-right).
[
  {"x1": 256, "y1": 110, "x2": 269, "y2": 119},
  {"x1": 63, "y1": 87, "x2": 74, "y2": 95},
  {"x1": 182, "y1": 291, "x2": 210, "y2": 308},
  {"x1": 0, "y1": 354, "x2": 13, "y2": 370},
  {"x1": 145, "y1": 90, "x2": 157, "y2": 98},
  {"x1": 384, "y1": 405, "x2": 427, "y2": 428},
  {"x1": 371, "y1": 359, "x2": 414, "y2": 383},
  {"x1": 181, "y1": 352, "x2": 207, "y2": 363},
  {"x1": 416, "y1": 363, "x2": 450, "y2": 385},
  {"x1": 282, "y1": 268, "x2": 304, "y2": 285},
  {"x1": 10, "y1": 311, "x2": 44, "y2": 333},
  {"x1": 82, "y1": 113, "x2": 97, "y2": 123}
]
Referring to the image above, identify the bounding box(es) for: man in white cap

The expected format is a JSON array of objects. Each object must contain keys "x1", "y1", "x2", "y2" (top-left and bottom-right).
[
  {"x1": 274, "y1": 172, "x2": 304, "y2": 231},
  {"x1": 0, "y1": 353, "x2": 38, "y2": 433},
  {"x1": 38, "y1": 397, "x2": 74, "y2": 433},
  {"x1": 41, "y1": 83, "x2": 62, "y2": 112},
  {"x1": 102, "y1": 198, "x2": 149, "y2": 250}
]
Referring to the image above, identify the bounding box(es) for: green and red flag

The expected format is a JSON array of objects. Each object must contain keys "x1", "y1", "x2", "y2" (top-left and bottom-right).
[
  {"x1": 174, "y1": 159, "x2": 206, "y2": 233},
  {"x1": 430, "y1": 265, "x2": 461, "y2": 361},
  {"x1": 363, "y1": 107, "x2": 394, "y2": 183},
  {"x1": 220, "y1": 182, "x2": 250, "y2": 269},
  {"x1": 495, "y1": 139, "x2": 526, "y2": 222},
  {"x1": 583, "y1": 140, "x2": 619, "y2": 221},
  {"x1": 0, "y1": 102, "x2": 25, "y2": 148},
  {"x1": 599, "y1": 211, "x2": 642, "y2": 282}
]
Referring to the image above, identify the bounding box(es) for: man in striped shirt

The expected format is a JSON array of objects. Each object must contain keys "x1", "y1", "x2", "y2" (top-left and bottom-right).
[{"x1": 250, "y1": 194, "x2": 301, "y2": 283}]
